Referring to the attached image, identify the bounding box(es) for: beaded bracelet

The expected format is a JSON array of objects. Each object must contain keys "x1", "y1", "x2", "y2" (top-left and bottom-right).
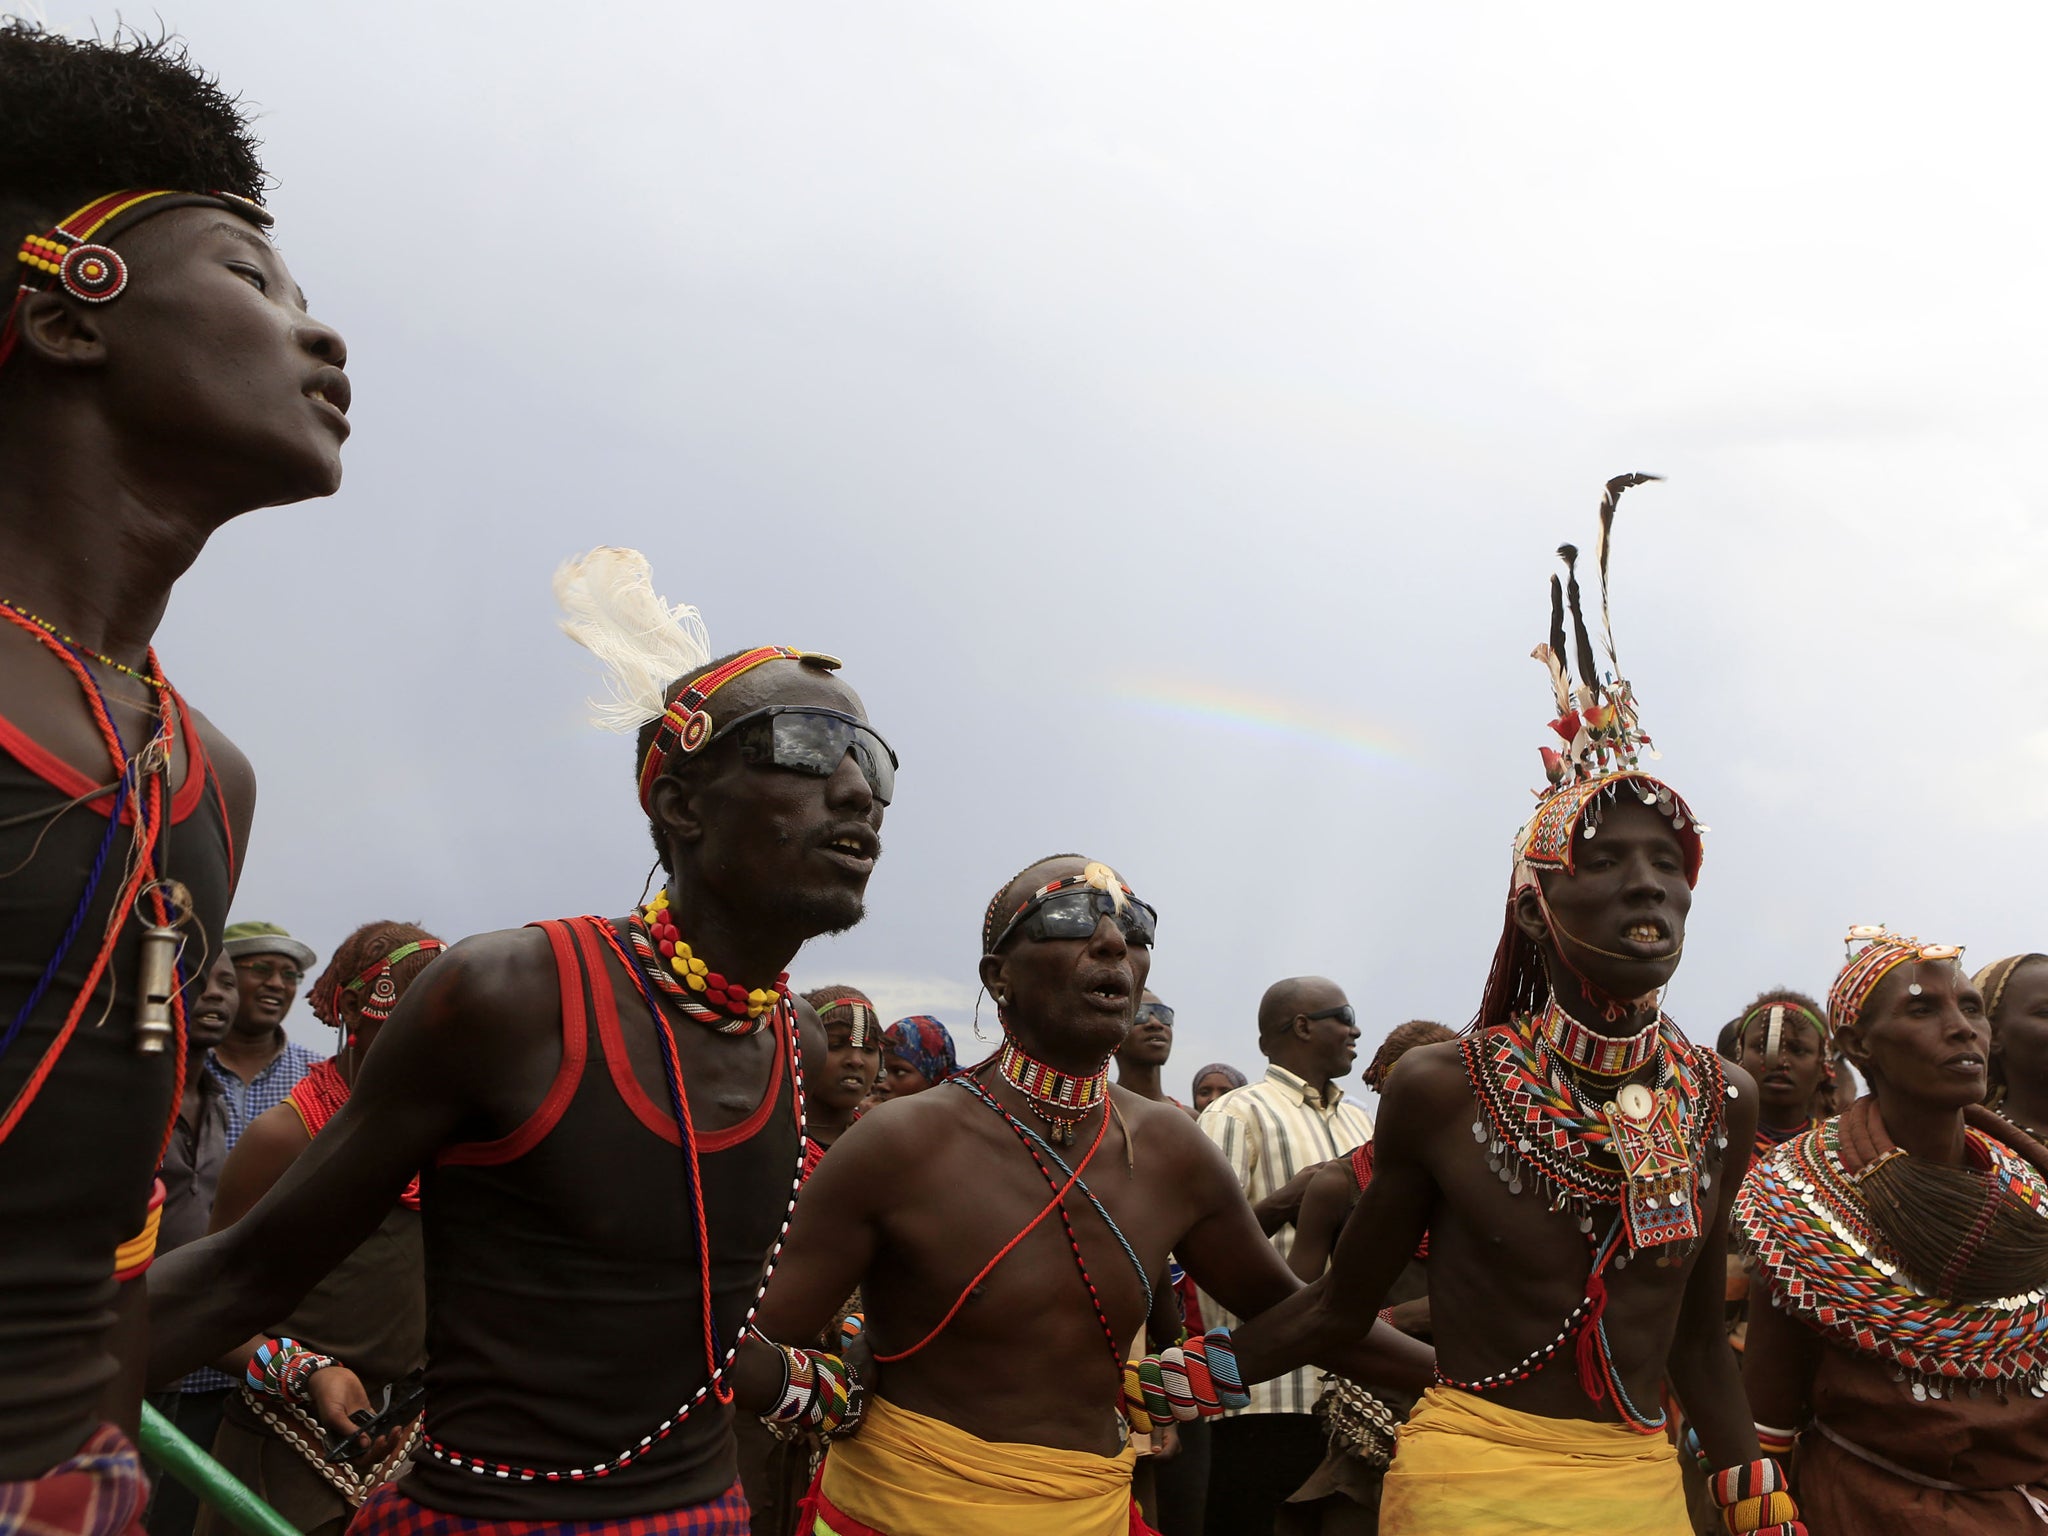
[
  {"x1": 760, "y1": 1342, "x2": 866, "y2": 1440},
  {"x1": 1130, "y1": 1329, "x2": 1253, "y2": 1426},
  {"x1": 245, "y1": 1337, "x2": 337, "y2": 1407},
  {"x1": 1753, "y1": 1420, "x2": 1799, "y2": 1458},
  {"x1": 1708, "y1": 1457, "x2": 1806, "y2": 1536}
]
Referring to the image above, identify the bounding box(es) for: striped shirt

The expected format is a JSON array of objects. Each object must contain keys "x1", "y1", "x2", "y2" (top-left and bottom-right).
[{"x1": 1198, "y1": 1063, "x2": 1375, "y2": 1416}]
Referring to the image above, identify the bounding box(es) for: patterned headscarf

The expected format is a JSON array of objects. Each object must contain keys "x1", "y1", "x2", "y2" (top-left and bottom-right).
[
  {"x1": 883, "y1": 1015, "x2": 957, "y2": 1086},
  {"x1": 1830, "y1": 926, "x2": 1964, "y2": 1038},
  {"x1": 1191, "y1": 1062, "x2": 1247, "y2": 1095}
]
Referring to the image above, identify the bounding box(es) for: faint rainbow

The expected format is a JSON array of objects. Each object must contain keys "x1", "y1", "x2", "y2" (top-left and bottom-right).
[{"x1": 1107, "y1": 678, "x2": 1415, "y2": 770}]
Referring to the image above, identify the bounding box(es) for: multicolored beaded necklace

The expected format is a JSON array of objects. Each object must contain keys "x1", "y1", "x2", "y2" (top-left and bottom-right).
[
  {"x1": 418, "y1": 915, "x2": 806, "y2": 1483},
  {"x1": 627, "y1": 888, "x2": 788, "y2": 1036},
  {"x1": 995, "y1": 1036, "x2": 1109, "y2": 1147},
  {"x1": 1737, "y1": 1117, "x2": 2048, "y2": 1402},
  {"x1": 1541, "y1": 1002, "x2": 1659, "y2": 1078},
  {"x1": 0, "y1": 595, "x2": 168, "y2": 692}
]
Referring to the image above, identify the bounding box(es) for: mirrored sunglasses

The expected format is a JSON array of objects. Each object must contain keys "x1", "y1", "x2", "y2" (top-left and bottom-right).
[
  {"x1": 711, "y1": 705, "x2": 898, "y2": 806},
  {"x1": 992, "y1": 886, "x2": 1158, "y2": 952}
]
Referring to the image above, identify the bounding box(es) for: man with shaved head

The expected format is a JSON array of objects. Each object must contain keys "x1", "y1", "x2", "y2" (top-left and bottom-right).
[
  {"x1": 732, "y1": 857, "x2": 1428, "y2": 1535},
  {"x1": 1196, "y1": 975, "x2": 1372, "y2": 1535}
]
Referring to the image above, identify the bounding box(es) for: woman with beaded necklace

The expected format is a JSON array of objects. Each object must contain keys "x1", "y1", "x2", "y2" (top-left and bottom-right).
[
  {"x1": 1979, "y1": 953, "x2": 2048, "y2": 1147},
  {"x1": 1738, "y1": 928, "x2": 2048, "y2": 1532}
]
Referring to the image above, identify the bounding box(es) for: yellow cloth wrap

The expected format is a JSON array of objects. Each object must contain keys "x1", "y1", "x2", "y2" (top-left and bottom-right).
[
  {"x1": 816, "y1": 1395, "x2": 1137, "y2": 1536},
  {"x1": 112, "y1": 1179, "x2": 165, "y2": 1281},
  {"x1": 1378, "y1": 1386, "x2": 1688, "y2": 1535}
]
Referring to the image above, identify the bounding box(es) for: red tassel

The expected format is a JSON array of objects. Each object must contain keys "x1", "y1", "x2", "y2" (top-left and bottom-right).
[{"x1": 1575, "y1": 1263, "x2": 1611, "y2": 1402}]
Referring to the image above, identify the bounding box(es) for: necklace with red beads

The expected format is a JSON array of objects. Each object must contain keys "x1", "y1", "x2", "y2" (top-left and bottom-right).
[
  {"x1": 996, "y1": 1035, "x2": 1109, "y2": 1147},
  {"x1": 627, "y1": 887, "x2": 788, "y2": 1036}
]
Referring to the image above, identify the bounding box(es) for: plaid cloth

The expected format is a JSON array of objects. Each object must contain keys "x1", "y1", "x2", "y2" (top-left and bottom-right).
[
  {"x1": 0, "y1": 1425, "x2": 147, "y2": 1536},
  {"x1": 345, "y1": 1481, "x2": 749, "y2": 1536}
]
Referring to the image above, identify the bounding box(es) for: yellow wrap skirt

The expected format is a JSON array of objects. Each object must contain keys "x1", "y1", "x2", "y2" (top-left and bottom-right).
[
  {"x1": 809, "y1": 1396, "x2": 1143, "y2": 1536},
  {"x1": 1378, "y1": 1386, "x2": 1687, "y2": 1534}
]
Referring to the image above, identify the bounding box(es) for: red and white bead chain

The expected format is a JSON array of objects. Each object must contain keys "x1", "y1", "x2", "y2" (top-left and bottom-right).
[{"x1": 627, "y1": 888, "x2": 788, "y2": 1037}]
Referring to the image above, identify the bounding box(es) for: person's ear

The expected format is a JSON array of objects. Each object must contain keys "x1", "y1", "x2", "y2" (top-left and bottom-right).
[
  {"x1": 650, "y1": 764, "x2": 708, "y2": 855},
  {"x1": 1291, "y1": 1014, "x2": 1313, "y2": 1043},
  {"x1": 11, "y1": 290, "x2": 111, "y2": 371},
  {"x1": 1512, "y1": 884, "x2": 1548, "y2": 945},
  {"x1": 978, "y1": 952, "x2": 1007, "y2": 1000}
]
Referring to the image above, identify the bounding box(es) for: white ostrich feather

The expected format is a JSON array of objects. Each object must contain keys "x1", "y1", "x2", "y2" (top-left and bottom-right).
[{"x1": 554, "y1": 547, "x2": 712, "y2": 732}]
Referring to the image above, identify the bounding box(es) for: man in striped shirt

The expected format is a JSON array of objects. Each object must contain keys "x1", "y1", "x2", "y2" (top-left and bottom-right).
[{"x1": 1198, "y1": 975, "x2": 1369, "y2": 1535}]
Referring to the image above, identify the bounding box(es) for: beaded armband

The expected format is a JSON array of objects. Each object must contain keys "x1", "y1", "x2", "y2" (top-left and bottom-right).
[
  {"x1": 246, "y1": 1337, "x2": 337, "y2": 1407},
  {"x1": 1753, "y1": 1421, "x2": 1799, "y2": 1459},
  {"x1": 1128, "y1": 1328, "x2": 1252, "y2": 1428},
  {"x1": 111, "y1": 1180, "x2": 166, "y2": 1282},
  {"x1": 760, "y1": 1342, "x2": 866, "y2": 1441},
  {"x1": 1708, "y1": 1458, "x2": 1806, "y2": 1536}
]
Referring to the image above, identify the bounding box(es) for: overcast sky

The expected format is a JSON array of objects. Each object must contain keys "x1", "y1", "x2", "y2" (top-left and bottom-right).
[{"x1": 25, "y1": 2, "x2": 2048, "y2": 1101}]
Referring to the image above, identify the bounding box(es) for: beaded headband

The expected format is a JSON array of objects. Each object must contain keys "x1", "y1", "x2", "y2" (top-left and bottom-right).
[
  {"x1": 983, "y1": 860, "x2": 1134, "y2": 954},
  {"x1": 815, "y1": 993, "x2": 878, "y2": 1049},
  {"x1": 635, "y1": 645, "x2": 843, "y2": 813},
  {"x1": 1829, "y1": 926, "x2": 1964, "y2": 1038},
  {"x1": 1738, "y1": 996, "x2": 1830, "y2": 1045},
  {"x1": 0, "y1": 188, "x2": 273, "y2": 372},
  {"x1": 1508, "y1": 475, "x2": 1705, "y2": 893},
  {"x1": 343, "y1": 937, "x2": 447, "y2": 1021},
  {"x1": 1973, "y1": 954, "x2": 2048, "y2": 1022}
]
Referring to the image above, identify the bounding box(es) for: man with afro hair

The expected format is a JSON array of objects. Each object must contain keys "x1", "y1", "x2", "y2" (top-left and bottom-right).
[{"x1": 0, "y1": 20, "x2": 349, "y2": 1517}]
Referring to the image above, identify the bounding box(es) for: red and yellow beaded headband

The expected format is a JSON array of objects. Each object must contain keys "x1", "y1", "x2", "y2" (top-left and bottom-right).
[
  {"x1": 343, "y1": 938, "x2": 447, "y2": 1022},
  {"x1": 0, "y1": 188, "x2": 273, "y2": 371},
  {"x1": 1828, "y1": 925, "x2": 1963, "y2": 1038},
  {"x1": 635, "y1": 645, "x2": 843, "y2": 813},
  {"x1": 983, "y1": 861, "x2": 1134, "y2": 953}
]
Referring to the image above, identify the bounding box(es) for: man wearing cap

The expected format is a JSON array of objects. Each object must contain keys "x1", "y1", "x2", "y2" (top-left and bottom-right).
[
  {"x1": 1198, "y1": 976, "x2": 1372, "y2": 1536},
  {"x1": 207, "y1": 922, "x2": 322, "y2": 1150}
]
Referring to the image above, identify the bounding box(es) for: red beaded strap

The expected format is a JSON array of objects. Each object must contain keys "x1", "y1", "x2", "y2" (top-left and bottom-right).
[{"x1": 635, "y1": 646, "x2": 800, "y2": 812}]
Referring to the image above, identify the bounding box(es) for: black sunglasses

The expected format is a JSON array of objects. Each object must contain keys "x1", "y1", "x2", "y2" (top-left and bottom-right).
[
  {"x1": 1134, "y1": 1002, "x2": 1176, "y2": 1028},
  {"x1": 1303, "y1": 1004, "x2": 1356, "y2": 1028},
  {"x1": 991, "y1": 886, "x2": 1159, "y2": 953},
  {"x1": 709, "y1": 705, "x2": 898, "y2": 806}
]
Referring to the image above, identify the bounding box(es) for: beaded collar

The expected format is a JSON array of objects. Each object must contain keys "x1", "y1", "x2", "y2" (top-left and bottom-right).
[
  {"x1": 996, "y1": 1036, "x2": 1109, "y2": 1147},
  {"x1": 1462, "y1": 1003, "x2": 1728, "y2": 1251},
  {"x1": 1735, "y1": 1118, "x2": 2048, "y2": 1400},
  {"x1": 1538, "y1": 995, "x2": 1659, "y2": 1078},
  {"x1": 627, "y1": 889, "x2": 788, "y2": 1036}
]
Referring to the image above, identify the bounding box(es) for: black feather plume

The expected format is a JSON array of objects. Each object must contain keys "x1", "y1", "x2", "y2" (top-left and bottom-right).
[
  {"x1": 1558, "y1": 544, "x2": 1599, "y2": 700},
  {"x1": 1596, "y1": 473, "x2": 1662, "y2": 670},
  {"x1": 1549, "y1": 574, "x2": 1569, "y2": 692}
]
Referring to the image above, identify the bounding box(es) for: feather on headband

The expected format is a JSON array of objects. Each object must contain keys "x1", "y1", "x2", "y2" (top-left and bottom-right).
[{"x1": 554, "y1": 547, "x2": 713, "y2": 732}]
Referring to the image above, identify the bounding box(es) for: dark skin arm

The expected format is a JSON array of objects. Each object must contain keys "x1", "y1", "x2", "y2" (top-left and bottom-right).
[
  {"x1": 147, "y1": 932, "x2": 544, "y2": 1386},
  {"x1": 1740, "y1": 1270, "x2": 1822, "y2": 1437},
  {"x1": 1287, "y1": 1160, "x2": 1355, "y2": 1282},
  {"x1": 199, "y1": 1104, "x2": 399, "y2": 1459},
  {"x1": 1252, "y1": 1164, "x2": 1318, "y2": 1236},
  {"x1": 1663, "y1": 1093, "x2": 1762, "y2": 1470}
]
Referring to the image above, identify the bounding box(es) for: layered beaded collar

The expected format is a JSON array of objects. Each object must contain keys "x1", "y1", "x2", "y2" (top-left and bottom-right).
[
  {"x1": 1538, "y1": 995, "x2": 1659, "y2": 1078},
  {"x1": 1736, "y1": 1116, "x2": 2048, "y2": 1399},
  {"x1": 996, "y1": 1036, "x2": 1109, "y2": 1147},
  {"x1": 627, "y1": 889, "x2": 789, "y2": 1036},
  {"x1": 1462, "y1": 1001, "x2": 1729, "y2": 1251}
]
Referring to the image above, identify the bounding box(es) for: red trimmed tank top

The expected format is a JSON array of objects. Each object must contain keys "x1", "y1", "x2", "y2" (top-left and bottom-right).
[
  {"x1": 0, "y1": 692, "x2": 234, "y2": 1476},
  {"x1": 405, "y1": 917, "x2": 800, "y2": 1519}
]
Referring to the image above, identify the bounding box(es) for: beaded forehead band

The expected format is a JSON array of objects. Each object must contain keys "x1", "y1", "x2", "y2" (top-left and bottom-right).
[
  {"x1": 1973, "y1": 954, "x2": 2048, "y2": 1021},
  {"x1": 1829, "y1": 926, "x2": 1964, "y2": 1038},
  {"x1": 816, "y1": 994, "x2": 878, "y2": 1049},
  {"x1": 344, "y1": 938, "x2": 447, "y2": 1021},
  {"x1": 1509, "y1": 475, "x2": 1705, "y2": 893},
  {"x1": 983, "y1": 861, "x2": 1133, "y2": 953},
  {"x1": 0, "y1": 188, "x2": 273, "y2": 372},
  {"x1": 634, "y1": 645, "x2": 843, "y2": 814}
]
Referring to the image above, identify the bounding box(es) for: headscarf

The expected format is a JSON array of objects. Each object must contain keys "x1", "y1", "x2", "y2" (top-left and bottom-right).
[
  {"x1": 883, "y1": 1015, "x2": 957, "y2": 1086},
  {"x1": 1974, "y1": 955, "x2": 2048, "y2": 1022},
  {"x1": 1191, "y1": 1062, "x2": 1247, "y2": 1096}
]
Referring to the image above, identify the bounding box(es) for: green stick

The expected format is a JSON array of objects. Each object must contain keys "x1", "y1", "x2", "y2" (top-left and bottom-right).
[{"x1": 139, "y1": 1400, "x2": 302, "y2": 1536}]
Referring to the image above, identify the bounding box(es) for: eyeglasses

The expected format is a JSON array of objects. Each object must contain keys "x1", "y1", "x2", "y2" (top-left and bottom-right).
[
  {"x1": 709, "y1": 705, "x2": 898, "y2": 806},
  {"x1": 1134, "y1": 1002, "x2": 1176, "y2": 1028},
  {"x1": 235, "y1": 958, "x2": 304, "y2": 986},
  {"x1": 990, "y1": 886, "x2": 1159, "y2": 953},
  {"x1": 1303, "y1": 1004, "x2": 1356, "y2": 1028}
]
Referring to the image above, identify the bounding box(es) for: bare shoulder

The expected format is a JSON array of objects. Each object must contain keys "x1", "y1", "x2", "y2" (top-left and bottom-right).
[
  {"x1": 357, "y1": 926, "x2": 562, "y2": 1080},
  {"x1": 1379, "y1": 1038, "x2": 1473, "y2": 1116},
  {"x1": 816, "y1": 1081, "x2": 978, "y2": 1183},
  {"x1": 1119, "y1": 1085, "x2": 1224, "y2": 1157}
]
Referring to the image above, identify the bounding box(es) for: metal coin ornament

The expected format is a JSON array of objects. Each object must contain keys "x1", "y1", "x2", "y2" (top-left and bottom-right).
[{"x1": 1607, "y1": 1086, "x2": 1701, "y2": 1250}]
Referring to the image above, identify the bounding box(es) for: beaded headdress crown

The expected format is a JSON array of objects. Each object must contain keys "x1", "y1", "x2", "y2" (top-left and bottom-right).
[
  {"x1": 1830, "y1": 925, "x2": 1963, "y2": 1037},
  {"x1": 1510, "y1": 473, "x2": 1703, "y2": 893}
]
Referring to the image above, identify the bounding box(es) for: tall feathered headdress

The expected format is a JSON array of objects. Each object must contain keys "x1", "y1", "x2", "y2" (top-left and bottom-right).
[{"x1": 554, "y1": 547, "x2": 714, "y2": 733}]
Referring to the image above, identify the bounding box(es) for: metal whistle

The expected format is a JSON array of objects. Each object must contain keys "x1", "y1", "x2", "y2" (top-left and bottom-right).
[{"x1": 134, "y1": 921, "x2": 179, "y2": 1054}]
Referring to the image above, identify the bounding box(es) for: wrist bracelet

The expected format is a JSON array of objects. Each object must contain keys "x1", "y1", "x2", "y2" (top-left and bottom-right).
[
  {"x1": 1709, "y1": 1457, "x2": 1805, "y2": 1535},
  {"x1": 246, "y1": 1337, "x2": 337, "y2": 1407}
]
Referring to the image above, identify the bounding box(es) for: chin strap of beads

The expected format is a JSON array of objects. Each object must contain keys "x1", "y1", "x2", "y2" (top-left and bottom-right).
[
  {"x1": 1708, "y1": 1458, "x2": 1806, "y2": 1536},
  {"x1": 246, "y1": 1337, "x2": 337, "y2": 1408},
  {"x1": 760, "y1": 1339, "x2": 866, "y2": 1441},
  {"x1": 1126, "y1": 1329, "x2": 1251, "y2": 1429}
]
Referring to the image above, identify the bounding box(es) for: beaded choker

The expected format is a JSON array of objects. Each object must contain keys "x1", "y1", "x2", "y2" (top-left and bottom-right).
[
  {"x1": 1539, "y1": 996, "x2": 1658, "y2": 1078},
  {"x1": 627, "y1": 889, "x2": 788, "y2": 1036},
  {"x1": 996, "y1": 1036, "x2": 1109, "y2": 1147}
]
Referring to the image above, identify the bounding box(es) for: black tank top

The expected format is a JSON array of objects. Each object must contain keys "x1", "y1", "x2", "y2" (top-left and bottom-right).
[
  {"x1": 0, "y1": 691, "x2": 235, "y2": 1476},
  {"x1": 406, "y1": 917, "x2": 801, "y2": 1519}
]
